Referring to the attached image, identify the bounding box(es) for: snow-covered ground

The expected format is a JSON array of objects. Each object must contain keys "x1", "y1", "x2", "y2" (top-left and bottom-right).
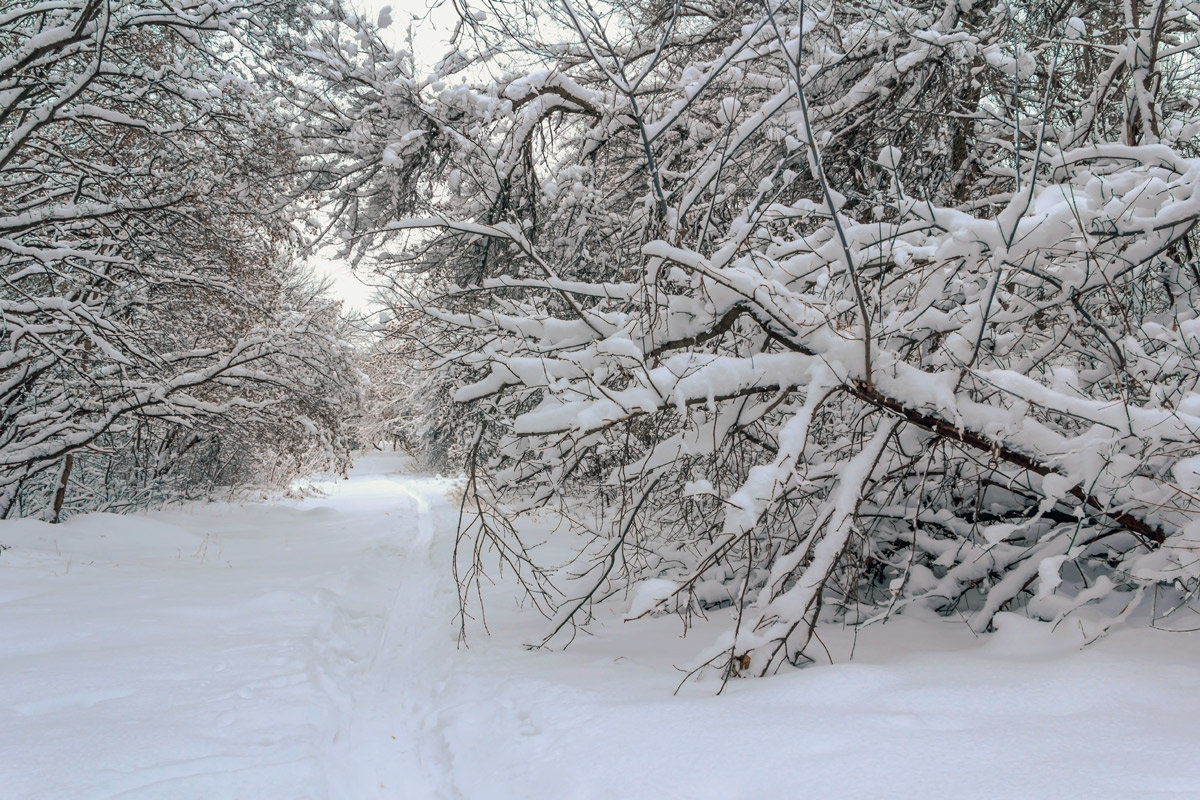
[{"x1": 3, "y1": 453, "x2": 1200, "y2": 799}]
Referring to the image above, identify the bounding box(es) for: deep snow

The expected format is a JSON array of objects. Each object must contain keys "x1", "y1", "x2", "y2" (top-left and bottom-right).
[{"x1": 3, "y1": 453, "x2": 1200, "y2": 799}]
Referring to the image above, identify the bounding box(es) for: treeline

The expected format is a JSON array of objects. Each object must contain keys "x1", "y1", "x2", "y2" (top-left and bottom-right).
[{"x1": 0, "y1": 0, "x2": 381, "y2": 517}]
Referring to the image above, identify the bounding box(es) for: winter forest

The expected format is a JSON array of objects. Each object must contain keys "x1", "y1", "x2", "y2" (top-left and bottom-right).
[{"x1": 6, "y1": 0, "x2": 1200, "y2": 795}]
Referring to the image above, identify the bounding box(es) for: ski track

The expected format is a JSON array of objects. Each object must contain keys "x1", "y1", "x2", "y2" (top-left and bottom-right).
[{"x1": 321, "y1": 473, "x2": 464, "y2": 800}]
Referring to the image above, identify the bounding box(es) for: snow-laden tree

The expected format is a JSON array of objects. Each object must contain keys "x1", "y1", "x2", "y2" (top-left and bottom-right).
[
  {"x1": 332, "y1": 0, "x2": 1200, "y2": 680},
  {"x1": 0, "y1": 0, "x2": 362, "y2": 517}
]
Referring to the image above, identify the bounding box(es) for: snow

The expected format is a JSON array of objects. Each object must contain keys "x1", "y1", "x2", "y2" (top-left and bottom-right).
[
  {"x1": 876, "y1": 145, "x2": 902, "y2": 170},
  {"x1": 4, "y1": 453, "x2": 1200, "y2": 798}
]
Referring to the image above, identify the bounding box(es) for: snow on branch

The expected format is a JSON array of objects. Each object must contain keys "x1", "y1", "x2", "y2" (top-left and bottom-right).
[{"x1": 340, "y1": 0, "x2": 1200, "y2": 680}]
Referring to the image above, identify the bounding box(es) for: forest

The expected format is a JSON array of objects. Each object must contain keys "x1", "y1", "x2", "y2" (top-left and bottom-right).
[{"x1": 6, "y1": 0, "x2": 1200, "y2": 684}]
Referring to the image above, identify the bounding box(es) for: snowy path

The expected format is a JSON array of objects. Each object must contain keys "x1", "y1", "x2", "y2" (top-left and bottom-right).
[
  {"x1": 0, "y1": 455, "x2": 463, "y2": 799},
  {"x1": 5, "y1": 454, "x2": 1200, "y2": 798}
]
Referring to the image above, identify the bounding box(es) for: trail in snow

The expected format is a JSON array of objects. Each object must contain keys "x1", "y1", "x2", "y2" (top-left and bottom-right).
[
  {"x1": 4, "y1": 453, "x2": 1200, "y2": 799},
  {"x1": 0, "y1": 455, "x2": 462, "y2": 799}
]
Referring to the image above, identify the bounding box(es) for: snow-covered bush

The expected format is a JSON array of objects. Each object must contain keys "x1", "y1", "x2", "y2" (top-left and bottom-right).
[{"x1": 327, "y1": 0, "x2": 1200, "y2": 680}]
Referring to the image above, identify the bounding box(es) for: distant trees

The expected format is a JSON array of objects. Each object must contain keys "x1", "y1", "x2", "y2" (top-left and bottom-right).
[
  {"x1": 0, "y1": 0, "x2": 362, "y2": 518},
  {"x1": 314, "y1": 0, "x2": 1200, "y2": 678}
]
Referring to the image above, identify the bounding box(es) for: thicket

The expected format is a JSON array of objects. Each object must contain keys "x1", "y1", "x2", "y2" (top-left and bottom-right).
[{"x1": 337, "y1": 0, "x2": 1200, "y2": 680}]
